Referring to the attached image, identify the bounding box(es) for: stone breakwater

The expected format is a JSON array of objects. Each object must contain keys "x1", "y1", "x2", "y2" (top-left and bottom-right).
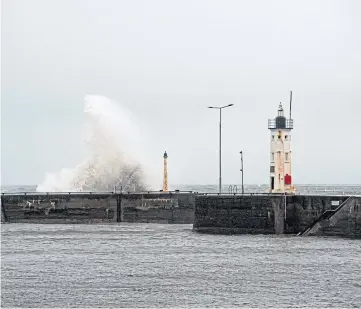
[
  {"x1": 2, "y1": 192, "x2": 360, "y2": 238},
  {"x1": 193, "y1": 194, "x2": 361, "y2": 238},
  {"x1": 1, "y1": 192, "x2": 195, "y2": 224}
]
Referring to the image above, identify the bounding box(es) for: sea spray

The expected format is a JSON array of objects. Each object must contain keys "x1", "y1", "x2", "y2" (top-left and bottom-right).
[{"x1": 36, "y1": 95, "x2": 152, "y2": 192}]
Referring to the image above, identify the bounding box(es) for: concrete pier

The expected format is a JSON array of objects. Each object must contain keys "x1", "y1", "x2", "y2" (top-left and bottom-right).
[
  {"x1": 2, "y1": 192, "x2": 360, "y2": 238},
  {"x1": 193, "y1": 194, "x2": 361, "y2": 238},
  {"x1": 1, "y1": 192, "x2": 195, "y2": 224}
]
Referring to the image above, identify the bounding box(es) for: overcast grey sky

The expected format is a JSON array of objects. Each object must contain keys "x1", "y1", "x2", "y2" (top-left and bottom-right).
[{"x1": 1, "y1": 0, "x2": 361, "y2": 186}]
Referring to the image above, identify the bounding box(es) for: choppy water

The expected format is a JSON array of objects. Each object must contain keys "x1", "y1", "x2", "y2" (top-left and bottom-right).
[
  {"x1": 1, "y1": 223, "x2": 361, "y2": 308},
  {"x1": 2, "y1": 184, "x2": 361, "y2": 195}
]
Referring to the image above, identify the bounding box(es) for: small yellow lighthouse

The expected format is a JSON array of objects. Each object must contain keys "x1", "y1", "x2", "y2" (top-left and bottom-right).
[{"x1": 163, "y1": 151, "x2": 168, "y2": 192}]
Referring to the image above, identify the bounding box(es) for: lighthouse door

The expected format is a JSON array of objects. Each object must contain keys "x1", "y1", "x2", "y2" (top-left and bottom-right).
[{"x1": 271, "y1": 177, "x2": 275, "y2": 190}]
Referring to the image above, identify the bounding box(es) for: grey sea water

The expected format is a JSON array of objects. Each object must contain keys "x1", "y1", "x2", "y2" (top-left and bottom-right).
[
  {"x1": 1, "y1": 223, "x2": 361, "y2": 308},
  {"x1": 2, "y1": 184, "x2": 361, "y2": 195},
  {"x1": 1, "y1": 184, "x2": 361, "y2": 307}
]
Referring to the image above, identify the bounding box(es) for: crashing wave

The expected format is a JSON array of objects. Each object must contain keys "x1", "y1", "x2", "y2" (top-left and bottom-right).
[{"x1": 36, "y1": 95, "x2": 150, "y2": 192}]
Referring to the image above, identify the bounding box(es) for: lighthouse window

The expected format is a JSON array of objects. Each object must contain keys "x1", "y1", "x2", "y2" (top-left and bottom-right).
[
  {"x1": 278, "y1": 135, "x2": 281, "y2": 139},
  {"x1": 272, "y1": 135, "x2": 275, "y2": 140},
  {"x1": 285, "y1": 153, "x2": 289, "y2": 161},
  {"x1": 285, "y1": 135, "x2": 288, "y2": 140},
  {"x1": 271, "y1": 153, "x2": 274, "y2": 161}
]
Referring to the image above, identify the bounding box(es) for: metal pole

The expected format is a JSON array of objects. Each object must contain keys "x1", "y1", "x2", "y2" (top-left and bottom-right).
[
  {"x1": 241, "y1": 151, "x2": 244, "y2": 195},
  {"x1": 219, "y1": 108, "x2": 222, "y2": 194},
  {"x1": 240, "y1": 151, "x2": 244, "y2": 195},
  {"x1": 207, "y1": 104, "x2": 233, "y2": 195}
]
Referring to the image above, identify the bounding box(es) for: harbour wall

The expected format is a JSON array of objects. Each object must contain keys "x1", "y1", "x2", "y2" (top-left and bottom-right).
[
  {"x1": 1, "y1": 192, "x2": 195, "y2": 224},
  {"x1": 193, "y1": 194, "x2": 361, "y2": 238},
  {"x1": 2, "y1": 192, "x2": 360, "y2": 238},
  {"x1": 121, "y1": 192, "x2": 195, "y2": 223}
]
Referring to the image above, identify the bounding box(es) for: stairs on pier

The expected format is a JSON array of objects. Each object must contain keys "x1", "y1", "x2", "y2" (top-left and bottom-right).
[{"x1": 298, "y1": 195, "x2": 360, "y2": 237}]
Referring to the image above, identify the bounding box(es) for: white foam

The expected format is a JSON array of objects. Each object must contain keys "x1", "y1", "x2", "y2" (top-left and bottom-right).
[{"x1": 36, "y1": 95, "x2": 153, "y2": 192}]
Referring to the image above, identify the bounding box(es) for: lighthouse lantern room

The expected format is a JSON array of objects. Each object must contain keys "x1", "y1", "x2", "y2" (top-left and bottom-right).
[{"x1": 268, "y1": 92, "x2": 296, "y2": 194}]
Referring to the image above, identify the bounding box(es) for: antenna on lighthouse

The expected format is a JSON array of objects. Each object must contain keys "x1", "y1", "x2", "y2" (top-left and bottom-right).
[{"x1": 289, "y1": 91, "x2": 292, "y2": 119}]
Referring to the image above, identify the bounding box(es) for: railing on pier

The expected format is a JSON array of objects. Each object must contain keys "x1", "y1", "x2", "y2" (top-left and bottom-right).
[
  {"x1": 1, "y1": 186, "x2": 360, "y2": 197},
  {"x1": 0, "y1": 190, "x2": 194, "y2": 196}
]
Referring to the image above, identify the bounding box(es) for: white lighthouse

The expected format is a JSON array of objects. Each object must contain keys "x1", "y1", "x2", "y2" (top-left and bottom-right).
[{"x1": 268, "y1": 95, "x2": 296, "y2": 194}]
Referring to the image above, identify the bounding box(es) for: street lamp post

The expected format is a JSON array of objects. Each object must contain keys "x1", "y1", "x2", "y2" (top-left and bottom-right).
[
  {"x1": 208, "y1": 104, "x2": 234, "y2": 194},
  {"x1": 240, "y1": 151, "x2": 244, "y2": 195}
]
